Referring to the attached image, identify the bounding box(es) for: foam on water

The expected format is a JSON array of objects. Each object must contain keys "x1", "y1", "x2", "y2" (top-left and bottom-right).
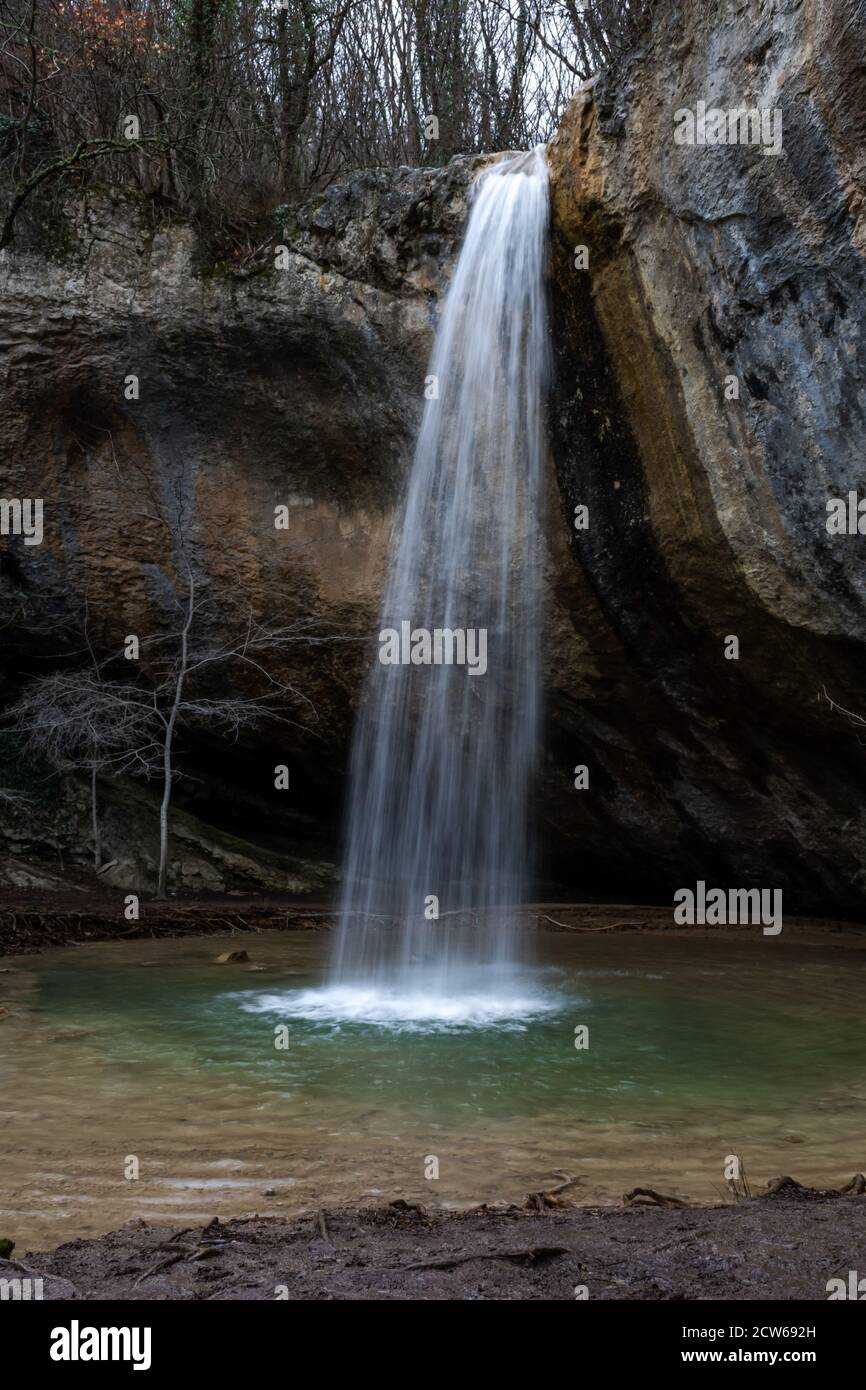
[{"x1": 237, "y1": 976, "x2": 564, "y2": 1034}]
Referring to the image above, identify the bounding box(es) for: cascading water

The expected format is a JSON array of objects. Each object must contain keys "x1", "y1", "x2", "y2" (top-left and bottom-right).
[{"x1": 324, "y1": 147, "x2": 551, "y2": 1021}]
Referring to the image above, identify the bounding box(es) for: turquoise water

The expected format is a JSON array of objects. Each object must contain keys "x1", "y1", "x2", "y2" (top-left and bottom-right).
[
  {"x1": 25, "y1": 949, "x2": 865, "y2": 1121},
  {"x1": 3, "y1": 931, "x2": 865, "y2": 1250}
]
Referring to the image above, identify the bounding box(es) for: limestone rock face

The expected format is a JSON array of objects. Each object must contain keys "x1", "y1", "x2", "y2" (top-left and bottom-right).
[
  {"x1": 2, "y1": 0, "x2": 866, "y2": 912},
  {"x1": 0, "y1": 160, "x2": 482, "y2": 891},
  {"x1": 545, "y1": 0, "x2": 866, "y2": 908}
]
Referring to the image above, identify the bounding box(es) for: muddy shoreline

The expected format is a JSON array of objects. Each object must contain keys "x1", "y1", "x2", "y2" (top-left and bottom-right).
[
  {"x1": 3, "y1": 891, "x2": 866, "y2": 956},
  {"x1": 13, "y1": 1183, "x2": 866, "y2": 1300}
]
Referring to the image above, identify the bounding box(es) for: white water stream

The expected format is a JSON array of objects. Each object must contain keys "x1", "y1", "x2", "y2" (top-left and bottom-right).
[{"x1": 327, "y1": 148, "x2": 550, "y2": 1023}]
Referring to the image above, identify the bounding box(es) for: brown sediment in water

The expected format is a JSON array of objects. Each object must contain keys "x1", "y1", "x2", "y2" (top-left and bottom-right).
[
  {"x1": 3, "y1": 930, "x2": 866, "y2": 1254},
  {"x1": 15, "y1": 1185, "x2": 866, "y2": 1300}
]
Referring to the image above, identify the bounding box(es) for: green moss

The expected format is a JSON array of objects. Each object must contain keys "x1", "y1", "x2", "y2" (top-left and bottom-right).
[
  {"x1": 196, "y1": 258, "x2": 231, "y2": 281},
  {"x1": 196, "y1": 255, "x2": 279, "y2": 284},
  {"x1": 34, "y1": 208, "x2": 81, "y2": 263}
]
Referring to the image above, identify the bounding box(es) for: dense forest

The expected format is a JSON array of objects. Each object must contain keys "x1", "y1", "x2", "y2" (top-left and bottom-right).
[{"x1": 0, "y1": 0, "x2": 653, "y2": 253}]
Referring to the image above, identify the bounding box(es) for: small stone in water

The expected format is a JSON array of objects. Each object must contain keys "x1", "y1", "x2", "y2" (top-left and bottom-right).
[{"x1": 215, "y1": 950, "x2": 249, "y2": 964}]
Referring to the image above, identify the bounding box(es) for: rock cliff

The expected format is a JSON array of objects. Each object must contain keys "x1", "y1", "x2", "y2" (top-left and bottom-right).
[
  {"x1": 2, "y1": 0, "x2": 865, "y2": 911},
  {"x1": 0, "y1": 160, "x2": 478, "y2": 890},
  {"x1": 545, "y1": 0, "x2": 866, "y2": 910}
]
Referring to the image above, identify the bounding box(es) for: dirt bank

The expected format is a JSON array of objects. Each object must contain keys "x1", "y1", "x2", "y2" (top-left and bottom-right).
[
  {"x1": 0, "y1": 890, "x2": 333, "y2": 956},
  {"x1": 2, "y1": 884, "x2": 865, "y2": 957},
  {"x1": 13, "y1": 1182, "x2": 866, "y2": 1301}
]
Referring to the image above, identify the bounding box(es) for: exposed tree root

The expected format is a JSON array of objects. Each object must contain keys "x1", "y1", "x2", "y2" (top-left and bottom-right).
[
  {"x1": 539, "y1": 913, "x2": 647, "y2": 931},
  {"x1": 132, "y1": 1252, "x2": 186, "y2": 1286},
  {"x1": 391, "y1": 1245, "x2": 568, "y2": 1272},
  {"x1": 522, "y1": 1171, "x2": 584, "y2": 1210},
  {"x1": 623, "y1": 1187, "x2": 690, "y2": 1209}
]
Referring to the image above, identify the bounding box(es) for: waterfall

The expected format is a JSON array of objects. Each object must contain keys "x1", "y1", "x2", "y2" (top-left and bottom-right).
[{"x1": 331, "y1": 148, "x2": 550, "y2": 1004}]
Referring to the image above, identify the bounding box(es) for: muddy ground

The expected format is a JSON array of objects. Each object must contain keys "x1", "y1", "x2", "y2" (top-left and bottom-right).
[
  {"x1": 11, "y1": 1183, "x2": 866, "y2": 1301},
  {"x1": 2, "y1": 885, "x2": 865, "y2": 956},
  {"x1": 0, "y1": 891, "x2": 332, "y2": 956}
]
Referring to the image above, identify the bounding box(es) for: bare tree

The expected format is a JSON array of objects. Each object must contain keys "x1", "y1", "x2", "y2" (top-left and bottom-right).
[
  {"x1": 0, "y1": 1, "x2": 657, "y2": 257},
  {"x1": 0, "y1": 785, "x2": 30, "y2": 804},
  {"x1": 139, "y1": 564, "x2": 335, "y2": 897},
  {"x1": 3, "y1": 575, "x2": 338, "y2": 893},
  {"x1": 122, "y1": 450, "x2": 339, "y2": 895},
  {"x1": 272, "y1": 0, "x2": 358, "y2": 200},
  {"x1": 821, "y1": 687, "x2": 866, "y2": 742},
  {"x1": 4, "y1": 669, "x2": 161, "y2": 869}
]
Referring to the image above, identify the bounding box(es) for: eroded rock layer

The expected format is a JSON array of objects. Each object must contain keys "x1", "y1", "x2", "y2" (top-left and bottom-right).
[
  {"x1": 0, "y1": 162, "x2": 478, "y2": 889},
  {"x1": 545, "y1": 0, "x2": 866, "y2": 910},
  {"x1": 2, "y1": 0, "x2": 866, "y2": 909}
]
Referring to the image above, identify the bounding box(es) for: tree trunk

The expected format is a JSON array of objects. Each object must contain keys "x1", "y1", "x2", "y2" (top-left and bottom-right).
[
  {"x1": 276, "y1": 5, "x2": 309, "y2": 202},
  {"x1": 157, "y1": 728, "x2": 173, "y2": 897},
  {"x1": 185, "y1": 0, "x2": 221, "y2": 228},
  {"x1": 157, "y1": 571, "x2": 195, "y2": 898},
  {"x1": 90, "y1": 763, "x2": 102, "y2": 872}
]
